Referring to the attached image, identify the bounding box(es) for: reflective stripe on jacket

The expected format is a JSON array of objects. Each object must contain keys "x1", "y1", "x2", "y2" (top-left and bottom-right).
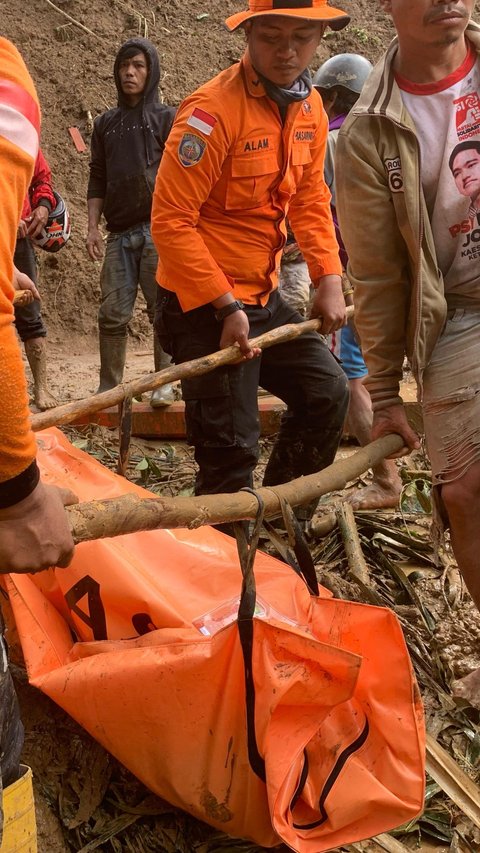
[{"x1": 152, "y1": 52, "x2": 341, "y2": 312}]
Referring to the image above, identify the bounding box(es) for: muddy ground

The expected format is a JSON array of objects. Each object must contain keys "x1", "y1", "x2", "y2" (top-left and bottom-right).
[{"x1": 2, "y1": 0, "x2": 480, "y2": 851}]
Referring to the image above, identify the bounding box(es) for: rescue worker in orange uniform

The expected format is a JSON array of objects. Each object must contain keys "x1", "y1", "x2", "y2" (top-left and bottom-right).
[
  {"x1": 0, "y1": 37, "x2": 76, "y2": 831},
  {"x1": 152, "y1": 0, "x2": 350, "y2": 516},
  {"x1": 0, "y1": 39, "x2": 76, "y2": 572}
]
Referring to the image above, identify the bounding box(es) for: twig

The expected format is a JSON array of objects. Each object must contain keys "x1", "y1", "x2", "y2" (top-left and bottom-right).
[
  {"x1": 426, "y1": 732, "x2": 480, "y2": 830},
  {"x1": 44, "y1": 0, "x2": 102, "y2": 40},
  {"x1": 53, "y1": 275, "x2": 63, "y2": 313},
  {"x1": 310, "y1": 511, "x2": 337, "y2": 538},
  {"x1": 348, "y1": 832, "x2": 411, "y2": 852},
  {"x1": 335, "y1": 502, "x2": 370, "y2": 586}
]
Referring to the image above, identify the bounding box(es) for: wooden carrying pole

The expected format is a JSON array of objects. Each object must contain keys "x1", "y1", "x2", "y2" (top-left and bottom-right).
[
  {"x1": 31, "y1": 308, "x2": 354, "y2": 433},
  {"x1": 67, "y1": 434, "x2": 403, "y2": 544},
  {"x1": 12, "y1": 290, "x2": 31, "y2": 306}
]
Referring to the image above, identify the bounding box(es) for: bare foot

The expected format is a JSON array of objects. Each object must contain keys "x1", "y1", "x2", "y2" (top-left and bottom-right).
[
  {"x1": 34, "y1": 387, "x2": 59, "y2": 411},
  {"x1": 347, "y1": 473, "x2": 402, "y2": 511},
  {"x1": 452, "y1": 667, "x2": 480, "y2": 710}
]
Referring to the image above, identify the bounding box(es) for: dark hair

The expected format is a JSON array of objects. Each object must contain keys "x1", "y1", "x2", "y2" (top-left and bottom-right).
[
  {"x1": 117, "y1": 45, "x2": 150, "y2": 70},
  {"x1": 316, "y1": 85, "x2": 358, "y2": 115},
  {"x1": 449, "y1": 140, "x2": 480, "y2": 173}
]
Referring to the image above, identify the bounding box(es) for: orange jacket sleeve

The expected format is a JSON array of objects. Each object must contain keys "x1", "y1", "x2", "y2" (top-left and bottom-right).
[
  {"x1": 287, "y1": 106, "x2": 342, "y2": 282},
  {"x1": 151, "y1": 93, "x2": 234, "y2": 310},
  {"x1": 0, "y1": 38, "x2": 40, "y2": 499}
]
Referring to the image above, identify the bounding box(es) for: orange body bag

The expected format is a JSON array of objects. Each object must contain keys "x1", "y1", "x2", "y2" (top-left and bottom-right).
[{"x1": 5, "y1": 430, "x2": 425, "y2": 851}]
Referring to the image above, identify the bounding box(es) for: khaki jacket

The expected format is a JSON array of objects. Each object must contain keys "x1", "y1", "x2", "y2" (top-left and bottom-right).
[
  {"x1": 152, "y1": 52, "x2": 341, "y2": 312},
  {"x1": 336, "y1": 22, "x2": 480, "y2": 411}
]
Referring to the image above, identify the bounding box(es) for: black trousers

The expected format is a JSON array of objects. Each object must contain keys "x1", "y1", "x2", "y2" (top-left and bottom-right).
[
  {"x1": 155, "y1": 287, "x2": 349, "y2": 497},
  {"x1": 13, "y1": 237, "x2": 46, "y2": 342}
]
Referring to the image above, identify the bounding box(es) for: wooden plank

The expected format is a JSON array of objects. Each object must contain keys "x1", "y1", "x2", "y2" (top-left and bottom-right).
[
  {"x1": 68, "y1": 397, "x2": 422, "y2": 441},
  {"x1": 68, "y1": 126, "x2": 87, "y2": 153},
  {"x1": 70, "y1": 396, "x2": 286, "y2": 439}
]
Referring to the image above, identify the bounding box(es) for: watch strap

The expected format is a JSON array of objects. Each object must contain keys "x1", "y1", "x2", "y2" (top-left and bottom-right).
[{"x1": 214, "y1": 299, "x2": 244, "y2": 322}]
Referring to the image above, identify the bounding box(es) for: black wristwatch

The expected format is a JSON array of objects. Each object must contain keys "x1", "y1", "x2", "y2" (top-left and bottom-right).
[{"x1": 214, "y1": 299, "x2": 245, "y2": 322}]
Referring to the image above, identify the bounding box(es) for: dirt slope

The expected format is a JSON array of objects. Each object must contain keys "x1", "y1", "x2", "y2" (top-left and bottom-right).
[{"x1": 2, "y1": 0, "x2": 394, "y2": 349}]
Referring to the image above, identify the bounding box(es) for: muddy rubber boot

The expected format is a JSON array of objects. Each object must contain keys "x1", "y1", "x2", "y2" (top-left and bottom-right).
[
  {"x1": 97, "y1": 335, "x2": 127, "y2": 393},
  {"x1": 150, "y1": 335, "x2": 174, "y2": 407},
  {"x1": 24, "y1": 336, "x2": 58, "y2": 411}
]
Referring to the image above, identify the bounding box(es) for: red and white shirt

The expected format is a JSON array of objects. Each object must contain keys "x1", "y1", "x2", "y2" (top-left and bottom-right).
[{"x1": 397, "y1": 42, "x2": 480, "y2": 308}]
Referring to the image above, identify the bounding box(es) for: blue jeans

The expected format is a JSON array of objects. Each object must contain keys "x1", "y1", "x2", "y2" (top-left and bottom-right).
[{"x1": 98, "y1": 223, "x2": 158, "y2": 337}]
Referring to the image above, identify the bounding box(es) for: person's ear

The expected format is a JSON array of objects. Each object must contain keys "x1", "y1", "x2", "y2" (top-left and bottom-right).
[{"x1": 243, "y1": 20, "x2": 252, "y2": 41}]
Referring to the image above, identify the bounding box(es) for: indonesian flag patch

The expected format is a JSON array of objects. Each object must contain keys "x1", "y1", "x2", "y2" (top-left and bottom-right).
[{"x1": 187, "y1": 107, "x2": 217, "y2": 136}]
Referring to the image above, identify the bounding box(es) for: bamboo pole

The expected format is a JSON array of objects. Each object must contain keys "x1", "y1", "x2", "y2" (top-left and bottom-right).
[
  {"x1": 67, "y1": 433, "x2": 403, "y2": 543},
  {"x1": 31, "y1": 309, "x2": 354, "y2": 432}
]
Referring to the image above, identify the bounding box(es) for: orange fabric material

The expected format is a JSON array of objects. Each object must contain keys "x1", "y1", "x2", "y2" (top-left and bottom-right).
[
  {"x1": 6, "y1": 429, "x2": 426, "y2": 852},
  {"x1": 0, "y1": 38, "x2": 39, "y2": 482},
  {"x1": 152, "y1": 52, "x2": 342, "y2": 312},
  {"x1": 225, "y1": 0, "x2": 350, "y2": 33}
]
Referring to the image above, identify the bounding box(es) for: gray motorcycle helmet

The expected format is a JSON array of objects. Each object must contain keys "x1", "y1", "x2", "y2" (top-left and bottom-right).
[{"x1": 313, "y1": 53, "x2": 373, "y2": 95}]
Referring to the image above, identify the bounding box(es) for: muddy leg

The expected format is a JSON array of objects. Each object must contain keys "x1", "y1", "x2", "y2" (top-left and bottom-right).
[
  {"x1": 346, "y1": 378, "x2": 402, "y2": 510},
  {"x1": 24, "y1": 337, "x2": 58, "y2": 410}
]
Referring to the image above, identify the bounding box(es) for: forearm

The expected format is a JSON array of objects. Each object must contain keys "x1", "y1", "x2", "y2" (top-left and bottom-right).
[{"x1": 87, "y1": 197, "x2": 104, "y2": 230}]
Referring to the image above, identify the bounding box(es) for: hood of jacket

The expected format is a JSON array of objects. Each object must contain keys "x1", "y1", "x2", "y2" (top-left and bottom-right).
[{"x1": 114, "y1": 37, "x2": 160, "y2": 108}]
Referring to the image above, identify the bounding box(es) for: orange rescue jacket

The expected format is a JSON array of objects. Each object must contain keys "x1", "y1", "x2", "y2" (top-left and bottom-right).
[
  {"x1": 0, "y1": 38, "x2": 39, "y2": 484},
  {"x1": 152, "y1": 52, "x2": 342, "y2": 312}
]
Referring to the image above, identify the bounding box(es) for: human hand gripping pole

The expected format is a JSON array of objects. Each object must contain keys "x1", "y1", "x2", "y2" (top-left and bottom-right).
[
  {"x1": 32, "y1": 305, "x2": 357, "y2": 433},
  {"x1": 0, "y1": 481, "x2": 78, "y2": 574},
  {"x1": 12, "y1": 266, "x2": 40, "y2": 306}
]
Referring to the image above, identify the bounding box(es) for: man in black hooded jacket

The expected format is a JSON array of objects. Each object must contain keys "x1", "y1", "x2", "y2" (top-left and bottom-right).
[{"x1": 86, "y1": 38, "x2": 176, "y2": 405}]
